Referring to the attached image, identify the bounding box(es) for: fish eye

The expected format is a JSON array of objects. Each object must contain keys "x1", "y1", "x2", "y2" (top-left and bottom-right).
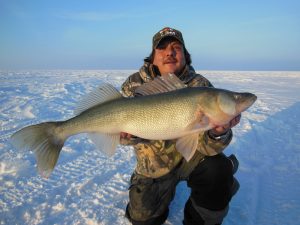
[{"x1": 233, "y1": 94, "x2": 241, "y2": 101}]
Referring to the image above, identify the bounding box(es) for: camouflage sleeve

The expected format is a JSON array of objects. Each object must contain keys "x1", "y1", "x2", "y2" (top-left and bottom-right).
[
  {"x1": 196, "y1": 130, "x2": 233, "y2": 155},
  {"x1": 121, "y1": 72, "x2": 144, "y2": 97},
  {"x1": 187, "y1": 73, "x2": 214, "y2": 88},
  {"x1": 188, "y1": 73, "x2": 233, "y2": 155}
]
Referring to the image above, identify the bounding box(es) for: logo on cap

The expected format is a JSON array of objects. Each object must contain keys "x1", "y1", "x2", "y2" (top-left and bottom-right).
[{"x1": 159, "y1": 27, "x2": 176, "y2": 37}]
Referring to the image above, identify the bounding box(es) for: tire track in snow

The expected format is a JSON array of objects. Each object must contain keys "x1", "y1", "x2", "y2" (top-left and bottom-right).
[{"x1": 1, "y1": 142, "x2": 135, "y2": 225}]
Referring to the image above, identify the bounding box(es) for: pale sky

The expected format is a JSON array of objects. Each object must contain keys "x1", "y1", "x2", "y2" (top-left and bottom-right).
[{"x1": 1, "y1": 0, "x2": 299, "y2": 70}]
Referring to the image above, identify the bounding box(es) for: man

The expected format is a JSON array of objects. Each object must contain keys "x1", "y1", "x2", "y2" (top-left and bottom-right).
[{"x1": 120, "y1": 27, "x2": 240, "y2": 225}]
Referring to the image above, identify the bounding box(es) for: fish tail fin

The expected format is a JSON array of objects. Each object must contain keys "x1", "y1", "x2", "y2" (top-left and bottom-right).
[{"x1": 11, "y1": 122, "x2": 65, "y2": 178}]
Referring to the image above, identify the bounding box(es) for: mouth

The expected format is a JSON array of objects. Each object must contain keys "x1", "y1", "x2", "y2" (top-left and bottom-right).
[{"x1": 163, "y1": 58, "x2": 177, "y2": 64}]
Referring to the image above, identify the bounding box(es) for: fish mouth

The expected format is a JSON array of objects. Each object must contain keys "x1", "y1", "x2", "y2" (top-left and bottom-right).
[
  {"x1": 245, "y1": 93, "x2": 257, "y2": 103},
  {"x1": 236, "y1": 93, "x2": 257, "y2": 113}
]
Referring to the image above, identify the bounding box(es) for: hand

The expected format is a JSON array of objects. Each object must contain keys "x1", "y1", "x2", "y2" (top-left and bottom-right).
[
  {"x1": 120, "y1": 132, "x2": 134, "y2": 140},
  {"x1": 210, "y1": 114, "x2": 241, "y2": 136}
]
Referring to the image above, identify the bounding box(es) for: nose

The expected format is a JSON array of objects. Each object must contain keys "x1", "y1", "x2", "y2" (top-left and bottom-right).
[{"x1": 165, "y1": 45, "x2": 176, "y2": 56}]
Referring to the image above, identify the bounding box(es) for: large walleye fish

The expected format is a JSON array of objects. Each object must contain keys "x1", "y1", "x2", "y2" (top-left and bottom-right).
[{"x1": 11, "y1": 74, "x2": 257, "y2": 177}]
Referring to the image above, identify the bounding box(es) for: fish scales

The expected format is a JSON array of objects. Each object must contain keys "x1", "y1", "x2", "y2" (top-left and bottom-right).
[{"x1": 60, "y1": 88, "x2": 201, "y2": 140}]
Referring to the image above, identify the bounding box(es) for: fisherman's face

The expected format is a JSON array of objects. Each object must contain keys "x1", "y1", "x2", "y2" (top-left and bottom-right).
[{"x1": 153, "y1": 38, "x2": 186, "y2": 76}]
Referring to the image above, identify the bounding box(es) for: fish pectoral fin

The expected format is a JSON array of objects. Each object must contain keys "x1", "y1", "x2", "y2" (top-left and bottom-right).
[
  {"x1": 184, "y1": 114, "x2": 212, "y2": 133},
  {"x1": 135, "y1": 73, "x2": 187, "y2": 96},
  {"x1": 88, "y1": 133, "x2": 120, "y2": 156},
  {"x1": 176, "y1": 133, "x2": 199, "y2": 162},
  {"x1": 197, "y1": 114, "x2": 211, "y2": 129}
]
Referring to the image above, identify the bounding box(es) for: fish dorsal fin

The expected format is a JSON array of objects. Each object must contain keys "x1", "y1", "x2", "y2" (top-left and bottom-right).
[
  {"x1": 75, "y1": 83, "x2": 122, "y2": 115},
  {"x1": 135, "y1": 73, "x2": 187, "y2": 96}
]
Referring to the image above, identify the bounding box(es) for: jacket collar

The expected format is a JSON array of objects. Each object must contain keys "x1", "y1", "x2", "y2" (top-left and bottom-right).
[{"x1": 139, "y1": 62, "x2": 196, "y2": 83}]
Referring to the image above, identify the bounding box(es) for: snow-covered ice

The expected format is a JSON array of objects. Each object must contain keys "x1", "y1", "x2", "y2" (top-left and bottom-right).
[{"x1": 0, "y1": 70, "x2": 299, "y2": 225}]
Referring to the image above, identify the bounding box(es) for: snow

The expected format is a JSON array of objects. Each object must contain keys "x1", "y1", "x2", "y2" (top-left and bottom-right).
[{"x1": 1, "y1": 70, "x2": 300, "y2": 225}]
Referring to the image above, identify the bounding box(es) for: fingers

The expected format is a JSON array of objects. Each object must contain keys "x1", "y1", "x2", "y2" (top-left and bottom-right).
[
  {"x1": 210, "y1": 114, "x2": 242, "y2": 136},
  {"x1": 120, "y1": 132, "x2": 126, "y2": 138},
  {"x1": 120, "y1": 132, "x2": 132, "y2": 139},
  {"x1": 211, "y1": 125, "x2": 229, "y2": 136}
]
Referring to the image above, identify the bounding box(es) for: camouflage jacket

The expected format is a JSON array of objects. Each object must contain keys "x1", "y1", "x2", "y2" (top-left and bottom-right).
[{"x1": 121, "y1": 63, "x2": 232, "y2": 178}]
